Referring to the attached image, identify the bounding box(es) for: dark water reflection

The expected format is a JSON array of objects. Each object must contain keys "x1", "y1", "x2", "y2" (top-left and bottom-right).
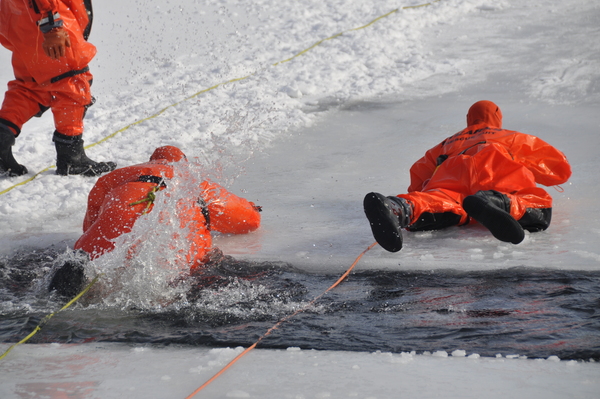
[{"x1": 1, "y1": 248, "x2": 599, "y2": 361}]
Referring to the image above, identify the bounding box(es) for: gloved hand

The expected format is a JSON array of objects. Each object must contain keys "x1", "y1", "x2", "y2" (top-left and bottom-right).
[{"x1": 42, "y1": 28, "x2": 71, "y2": 60}]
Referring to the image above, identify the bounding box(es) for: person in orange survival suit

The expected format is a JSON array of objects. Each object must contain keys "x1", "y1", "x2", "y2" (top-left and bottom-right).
[
  {"x1": 72, "y1": 145, "x2": 262, "y2": 270},
  {"x1": 363, "y1": 100, "x2": 572, "y2": 252},
  {"x1": 0, "y1": 0, "x2": 116, "y2": 176}
]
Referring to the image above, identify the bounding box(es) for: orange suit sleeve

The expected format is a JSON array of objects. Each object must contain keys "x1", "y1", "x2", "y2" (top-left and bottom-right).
[
  {"x1": 201, "y1": 181, "x2": 261, "y2": 234},
  {"x1": 31, "y1": 0, "x2": 59, "y2": 14},
  {"x1": 82, "y1": 169, "x2": 128, "y2": 232},
  {"x1": 509, "y1": 133, "x2": 572, "y2": 186},
  {"x1": 82, "y1": 167, "x2": 149, "y2": 232}
]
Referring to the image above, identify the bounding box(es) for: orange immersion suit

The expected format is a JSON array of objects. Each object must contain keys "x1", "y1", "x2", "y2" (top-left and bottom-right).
[
  {"x1": 74, "y1": 146, "x2": 261, "y2": 271},
  {"x1": 397, "y1": 100, "x2": 572, "y2": 232},
  {"x1": 0, "y1": 0, "x2": 96, "y2": 136}
]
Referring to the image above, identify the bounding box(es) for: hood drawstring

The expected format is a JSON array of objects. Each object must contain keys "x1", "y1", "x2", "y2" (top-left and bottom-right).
[{"x1": 130, "y1": 175, "x2": 167, "y2": 214}]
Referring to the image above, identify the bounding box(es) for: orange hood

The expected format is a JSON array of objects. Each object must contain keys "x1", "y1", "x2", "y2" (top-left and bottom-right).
[
  {"x1": 149, "y1": 146, "x2": 187, "y2": 163},
  {"x1": 466, "y1": 100, "x2": 503, "y2": 128}
]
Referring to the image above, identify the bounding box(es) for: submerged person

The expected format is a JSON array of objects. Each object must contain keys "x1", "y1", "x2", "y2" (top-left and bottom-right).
[
  {"x1": 49, "y1": 145, "x2": 262, "y2": 297},
  {"x1": 363, "y1": 100, "x2": 572, "y2": 252},
  {"x1": 0, "y1": 0, "x2": 116, "y2": 176}
]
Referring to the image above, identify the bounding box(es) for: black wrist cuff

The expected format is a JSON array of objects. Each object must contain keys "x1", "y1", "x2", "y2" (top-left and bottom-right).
[{"x1": 38, "y1": 12, "x2": 64, "y2": 34}]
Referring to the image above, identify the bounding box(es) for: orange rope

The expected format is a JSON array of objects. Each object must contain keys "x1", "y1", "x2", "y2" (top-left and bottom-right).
[{"x1": 184, "y1": 242, "x2": 378, "y2": 398}]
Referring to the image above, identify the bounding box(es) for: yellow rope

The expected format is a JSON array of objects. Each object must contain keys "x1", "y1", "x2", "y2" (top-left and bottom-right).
[
  {"x1": 0, "y1": 274, "x2": 102, "y2": 361},
  {"x1": 0, "y1": 1, "x2": 443, "y2": 197},
  {"x1": 0, "y1": 165, "x2": 54, "y2": 196}
]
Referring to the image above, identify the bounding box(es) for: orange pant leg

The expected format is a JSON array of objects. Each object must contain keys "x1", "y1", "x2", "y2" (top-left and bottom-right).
[
  {"x1": 398, "y1": 189, "x2": 468, "y2": 231},
  {"x1": 505, "y1": 186, "x2": 553, "y2": 220},
  {"x1": 49, "y1": 71, "x2": 93, "y2": 136},
  {"x1": 402, "y1": 143, "x2": 553, "y2": 231},
  {"x1": 0, "y1": 70, "x2": 93, "y2": 136},
  {"x1": 0, "y1": 78, "x2": 49, "y2": 134}
]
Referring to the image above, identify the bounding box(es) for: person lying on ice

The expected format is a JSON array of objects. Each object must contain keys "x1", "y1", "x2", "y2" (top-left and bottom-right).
[
  {"x1": 363, "y1": 100, "x2": 572, "y2": 252},
  {"x1": 50, "y1": 145, "x2": 261, "y2": 297}
]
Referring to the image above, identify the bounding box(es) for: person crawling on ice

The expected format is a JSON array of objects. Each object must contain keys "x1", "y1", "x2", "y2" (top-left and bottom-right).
[
  {"x1": 49, "y1": 145, "x2": 262, "y2": 297},
  {"x1": 363, "y1": 100, "x2": 572, "y2": 252}
]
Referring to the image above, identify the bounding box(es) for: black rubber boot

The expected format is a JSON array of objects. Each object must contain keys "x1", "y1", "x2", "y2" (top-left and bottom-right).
[
  {"x1": 53, "y1": 132, "x2": 116, "y2": 176},
  {"x1": 463, "y1": 190, "x2": 525, "y2": 244},
  {"x1": 363, "y1": 192, "x2": 412, "y2": 252},
  {"x1": 0, "y1": 123, "x2": 28, "y2": 176},
  {"x1": 48, "y1": 259, "x2": 88, "y2": 299},
  {"x1": 519, "y1": 207, "x2": 552, "y2": 232}
]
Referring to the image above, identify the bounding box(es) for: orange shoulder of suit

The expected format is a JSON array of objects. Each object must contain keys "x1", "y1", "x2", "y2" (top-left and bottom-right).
[{"x1": 408, "y1": 126, "x2": 571, "y2": 193}]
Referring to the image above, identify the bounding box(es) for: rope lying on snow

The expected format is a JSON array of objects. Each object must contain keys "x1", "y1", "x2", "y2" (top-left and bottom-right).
[
  {"x1": 184, "y1": 242, "x2": 378, "y2": 399},
  {"x1": 0, "y1": 0, "x2": 443, "y2": 196}
]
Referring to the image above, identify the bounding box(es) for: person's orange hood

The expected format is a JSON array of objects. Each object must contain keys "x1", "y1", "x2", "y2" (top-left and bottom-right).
[
  {"x1": 466, "y1": 100, "x2": 502, "y2": 128},
  {"x1": 149, "y1": 146, "x2": 187, "y2": 163}
]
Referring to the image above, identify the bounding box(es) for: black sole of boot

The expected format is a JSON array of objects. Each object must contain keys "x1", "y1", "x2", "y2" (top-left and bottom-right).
[
  {"x1": 463, "y1": 195, "x2": 525, "y2": 244},
  {"x1": 363, "y1": 192, "x2": 403, "y2": 252}
]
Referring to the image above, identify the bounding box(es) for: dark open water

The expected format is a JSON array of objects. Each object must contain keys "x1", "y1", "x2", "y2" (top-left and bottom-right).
[{"x1": 1, "y1": 248, "x2": 599, "y2": 361}]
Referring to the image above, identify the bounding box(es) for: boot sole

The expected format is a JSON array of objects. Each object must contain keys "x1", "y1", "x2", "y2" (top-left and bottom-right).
[
  {"x1": 56, "y1": 161, "x2": 117, "y2": 177},
  {"x1": 363, "y1": 192, "x2": 403, "y2": 252},
  {"x1": 463, "y1": 195, "x2": 525, "y2": 244}
]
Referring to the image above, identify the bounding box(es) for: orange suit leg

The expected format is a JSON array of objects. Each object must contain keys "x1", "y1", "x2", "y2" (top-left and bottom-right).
[
  {"x1": 49, "y1": 71, "x2": 93, "y2": 136},
  {"x1": 0, "y1": 66, "x2": 93, "y2": 137},
  {"x1": 0, "y1": 50, "x2": 51, "y2": 133},
  {"x1": 398, "y1": 189, "x2": 468, "y2": 231}
]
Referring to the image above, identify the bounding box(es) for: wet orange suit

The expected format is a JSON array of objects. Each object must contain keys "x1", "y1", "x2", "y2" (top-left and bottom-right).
[
  {"x1": 397, "y1": 100, "x2": 572, "y2": 232},
  {"x1": 74, "y1": 146, "x2": 261, "y2": 271},
  {"x1": 0, "y1": 0, "x2": 95, "y2": 137}
]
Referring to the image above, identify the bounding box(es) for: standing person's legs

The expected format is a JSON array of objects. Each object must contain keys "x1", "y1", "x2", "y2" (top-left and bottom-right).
[
  {"x1": 50, "y1": 71, "x2": 116, "y2": 176},
  {"x1": 0, "y1": 77, "x2": 51, "y2": 175}
]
